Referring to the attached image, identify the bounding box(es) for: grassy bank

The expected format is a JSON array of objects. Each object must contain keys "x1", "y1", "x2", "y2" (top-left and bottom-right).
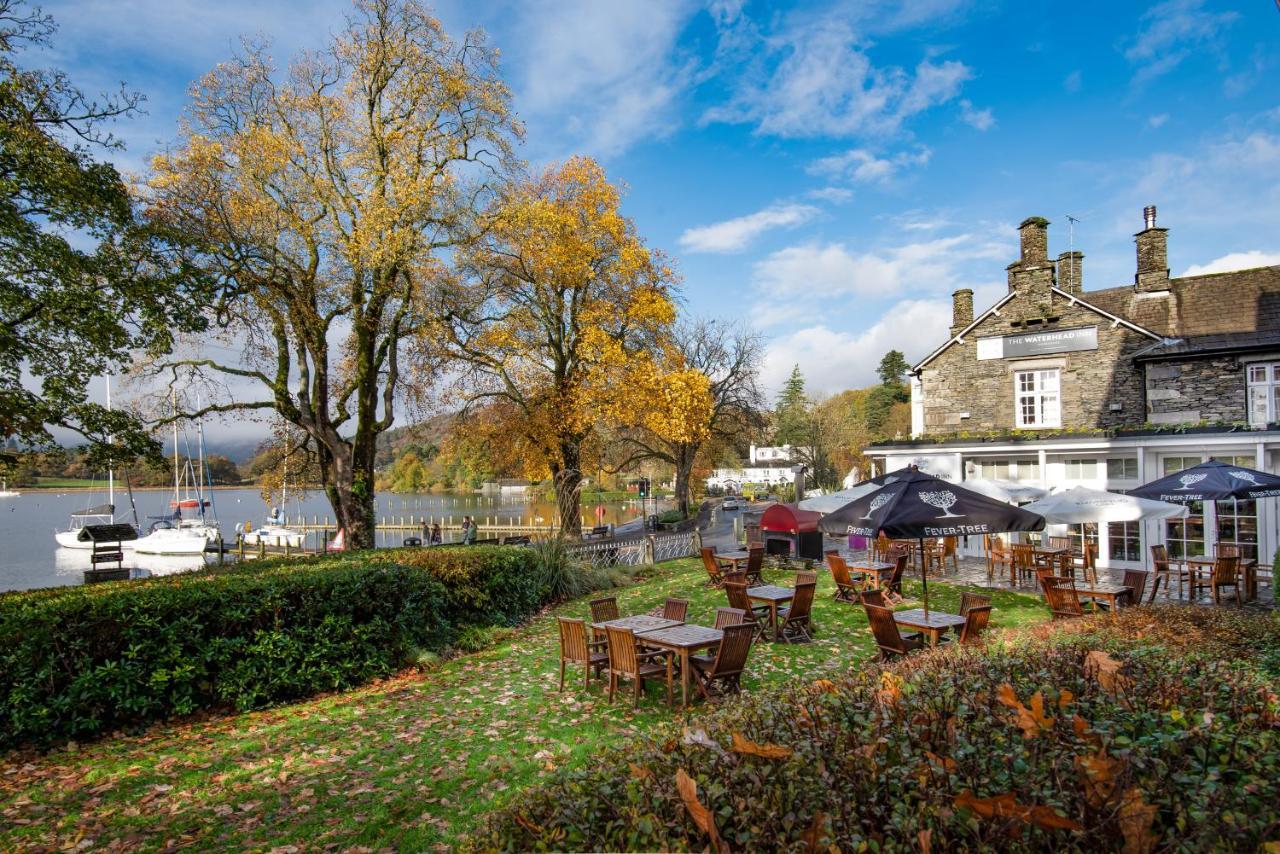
[{"x1": 0, "y1": 558, "x2": 1050, "y2": 850}]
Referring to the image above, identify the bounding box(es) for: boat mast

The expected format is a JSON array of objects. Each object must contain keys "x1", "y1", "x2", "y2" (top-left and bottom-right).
[
  {"x1": 106, "y1": 375, "x2": 114, "y2": 523},
  {"x1": 172, "y1": 387, "x2": 179, "y2": 511}
]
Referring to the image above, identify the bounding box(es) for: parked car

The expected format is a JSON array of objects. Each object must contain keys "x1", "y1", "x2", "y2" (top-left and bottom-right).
[{"x1": 722, "y1": 497, "x2": 739, "y2": 511}]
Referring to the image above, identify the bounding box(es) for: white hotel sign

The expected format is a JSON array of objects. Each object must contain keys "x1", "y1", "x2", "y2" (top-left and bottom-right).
[{"x1": 976, "y1": 325, "x2": 1098, "y2": 360}]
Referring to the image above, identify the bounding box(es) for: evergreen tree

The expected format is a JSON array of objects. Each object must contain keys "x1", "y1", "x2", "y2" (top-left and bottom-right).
[
  {"x1": 773, "y1": 364, "x2": 809, "y2": 446},
  {"x1": 877, "y1": 350, "x2": 910, "y2": 387}
]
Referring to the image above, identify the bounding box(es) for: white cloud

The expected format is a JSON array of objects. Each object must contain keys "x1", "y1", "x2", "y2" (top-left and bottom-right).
[
  {"x1": 1063, "y1": 70, "x2": 1082, "y2": 92},
  {"x1": 807, "y1": 186, "x2": 855, "y2": 204},
  {"x1": 807, "y1": 146, "x2": 931, "y2": 184},
  {"x1": 1148, "y1": 113, "x2": 1170, "y2": 129},
  {"x1": 760, "y1": 301, "x2": 952, "y2": 395},
  {"x1": 751, "y1": 233, "x2": 1010, "y2": 308},
  {"x1": 1123, "y1": 0, "x2": 1237, "y2": 88},
  {"x1": 511, "y1": 0, "x2": 698, "y2": 157},
  {"x1": 702, "y1": 13, "x2": 972, "y2": 139},
  {"x1": 958, "y1": 99, "x2": 995, "y2": 131},
  {"x1": 1182, "y1": 251, "x2": 1280, "y2": 277},
  {"x1": 678, "y1": 203, "x2": 820, "y2": 253}
]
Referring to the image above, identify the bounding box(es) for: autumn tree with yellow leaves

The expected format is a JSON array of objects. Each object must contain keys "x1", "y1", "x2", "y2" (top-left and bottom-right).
[
  {"x1": 610, "y1": 319, "x2": 766, "y2": 516},
  {"x1": 143, "y1": 0, "x2": 518, "y2": 547},
  {"x1": 432, "y1": 156, "x2": 678, "y2": 537}
]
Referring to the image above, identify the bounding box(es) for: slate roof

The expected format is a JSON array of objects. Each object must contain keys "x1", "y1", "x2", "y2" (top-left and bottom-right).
[{"x1": 1083, "y1": 265, "x2": 1280, "y2": 340}]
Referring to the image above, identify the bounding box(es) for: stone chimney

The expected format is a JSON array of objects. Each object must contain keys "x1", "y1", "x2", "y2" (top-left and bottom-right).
[
  {"x1": 1008, "y1": 216, "x2": 1054, "y2": 302},
  {"x1": 1057, "y1": 250, "x2": 1083, "y2": 294},
  {"x1": 1134, "y1": 204, "x2": 1169, "y2": 292},
  {"x1": 951, "y1": 288, "x2": 974, "y2": 335},
  {"x1": 1019, "y1": 216, "x2": 1050, "y2": 263}
]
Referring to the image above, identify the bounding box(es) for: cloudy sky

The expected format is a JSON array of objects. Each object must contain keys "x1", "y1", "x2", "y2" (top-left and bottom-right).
[{"x1": 36, "y1": 0, "x2": 1280, "y2": 406}]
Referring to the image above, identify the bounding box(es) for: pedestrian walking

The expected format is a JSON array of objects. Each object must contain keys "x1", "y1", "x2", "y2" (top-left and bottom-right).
[
  {"x1": 462, "y1": 516, "x2": 477, "y2": 545},
  {"x1": 430, "y1": 522, "x2": 442, "y2": 545}
]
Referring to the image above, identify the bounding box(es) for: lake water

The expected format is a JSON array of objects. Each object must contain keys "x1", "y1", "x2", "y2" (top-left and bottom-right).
[{"x1": 0, "y1": 488, "x2": 650, "y2": 593}]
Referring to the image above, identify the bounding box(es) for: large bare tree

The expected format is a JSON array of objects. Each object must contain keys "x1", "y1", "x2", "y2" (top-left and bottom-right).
[{"x1": 142, "y1": 0, "x2": 518, "y2": 547}]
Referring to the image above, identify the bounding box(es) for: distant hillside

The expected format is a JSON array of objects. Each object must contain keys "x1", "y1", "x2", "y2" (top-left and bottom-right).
[{"x1": 374, "y1": 412, "x2": 459, "y2": 468}]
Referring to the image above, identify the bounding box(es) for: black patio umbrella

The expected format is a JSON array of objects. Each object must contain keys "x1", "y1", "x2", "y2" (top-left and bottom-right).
[
  {"x1": 1129, "y1": 458, "x2": 1280, "y2": 502},
  {"x1": 818, "y1": 467, "x2": 1045, "y2": 615}
]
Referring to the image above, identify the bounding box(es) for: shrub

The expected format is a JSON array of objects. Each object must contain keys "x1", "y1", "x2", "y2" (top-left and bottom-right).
[
  {"x1": 468, "y1": 607, "x2": 1280, "y2": 852},
  {"x1": 528, "y1": 536, "x2": 631, "y2": 601},
  {"x1": 0, "y1": 546, "x2": 545, "y2": 748},
  {"x1": 656, "y1": 509, "x2": 686, "y2": 524}
]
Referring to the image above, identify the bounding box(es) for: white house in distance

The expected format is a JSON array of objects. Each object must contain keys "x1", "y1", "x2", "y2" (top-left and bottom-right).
[{"x1": 706, "y1": 444, "x2": 807, "y2": 495}]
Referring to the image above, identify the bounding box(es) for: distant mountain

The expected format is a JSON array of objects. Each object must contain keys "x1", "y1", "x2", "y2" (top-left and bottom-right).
[{"x1": 375, "y1": 412, "x2": 458, "y2": 467}]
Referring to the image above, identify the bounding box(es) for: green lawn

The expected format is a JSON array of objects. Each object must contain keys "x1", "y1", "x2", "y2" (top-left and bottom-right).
[
  {"x1": 28, "y1": 477, "x2": 99, "y2": 488},
  {"x1": 0, "y1": 557, "x2": 1051, "y2": 851}
]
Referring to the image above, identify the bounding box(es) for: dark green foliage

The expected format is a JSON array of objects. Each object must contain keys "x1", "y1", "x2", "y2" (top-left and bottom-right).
[
  {"x1": 877, "y1": 349, "x2": 910, "y2": 386},
  {"x1": 0, "y1": 546, "x2": 550, "y2": 748},
  {"x1": 0, "y1": 1, "x2": 211, "y2": 459},
  {"x1": 471, "y1": 607, "x2": 1280, "y2": 852}
]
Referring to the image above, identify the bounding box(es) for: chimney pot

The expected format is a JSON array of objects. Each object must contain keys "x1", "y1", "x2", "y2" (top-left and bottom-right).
[
  {"x1": 1057, "y1": 251, "x2": 1083, "y2": 295},
  {"x1": 1135, "y1": 205, "x2": 1169, "y2": 292}
]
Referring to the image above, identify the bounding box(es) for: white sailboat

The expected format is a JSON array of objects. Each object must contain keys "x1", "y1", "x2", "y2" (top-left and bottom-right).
[
  {"x1": 54, "y1": 377, "x2": 139, "y2": 550},
  {"x1": 134, "y1": 393, "x2": 221, "y2": 555},
  {"x1": 238, "y1": 436, "x2": 305, "y2": 548}
]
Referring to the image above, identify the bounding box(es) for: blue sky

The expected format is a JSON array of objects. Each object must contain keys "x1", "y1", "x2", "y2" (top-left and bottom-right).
[{"x1": 36, "y1": 0, "x2": 1280, "y2": 402}]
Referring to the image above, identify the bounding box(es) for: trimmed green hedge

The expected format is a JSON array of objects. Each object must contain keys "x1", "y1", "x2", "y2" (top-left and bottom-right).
[
  {"x1": 469, "y1": 607, "x2": 1280, "y2": 852},
  {"x1": 0, "y1": 546, "x2": 544, "y2": 748}
]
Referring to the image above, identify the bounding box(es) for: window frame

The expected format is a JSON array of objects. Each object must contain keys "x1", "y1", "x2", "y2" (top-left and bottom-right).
[
  {"x1": 1013, "y1": 368, "x2": 1061, "y2": 429},
  {"x1": 1245, "y1": 361, "x2": 1280, "y2": 427}
]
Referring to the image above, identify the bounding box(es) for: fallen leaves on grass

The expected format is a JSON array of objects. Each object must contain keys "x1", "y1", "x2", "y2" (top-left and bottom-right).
[
  {"x1": 954, "y1": 790, "x2": 1083, "y2": 833},
  {"x1": 996, "y1": 683, "x2": 1055, "y2": 738},
  {"x1": 730, "y1": 732, "x2": 793, "y2": 760}
]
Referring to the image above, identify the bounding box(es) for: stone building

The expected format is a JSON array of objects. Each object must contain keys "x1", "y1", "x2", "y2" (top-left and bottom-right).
[{"x1": 870, "y1": 206, "x2": 1280, "y2": 570}]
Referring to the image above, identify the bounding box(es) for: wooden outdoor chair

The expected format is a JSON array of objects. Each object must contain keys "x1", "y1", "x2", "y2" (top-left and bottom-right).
[
  {"x1": 557, "y1": 617, "x2": 608, "y2": 692},
  {"x1": 1047, "y1": 535, "x2": 1073, "y2": 552},
  {"x1": 1148, "y1": 544, "x2": 1185, "y2": 602},
  {"x1": 1121, "y1": 569, "x2": 1148, "y2": 607},
  {"x1": 989, "y1": 544, "x2": 1014, "y2": 582},
  {"x1": 1011, "y1": 543, "x2": 1037, "y2": 585},
  {"x1": 713, "y1": 607, "x2": 747, "y2": 629},
  {"x1": 958, "y1": 591, "x2": 991, "y2": 616},
  {"x1": 826, "y1": 551, "x2": 860, "y2": 603},
  {"x1": 722, "y1": 570, "x2": 747, "y2": 586},
  {"x1": 660, "y1": 598, "x2": 688, "y2": 621},
  {"x1": 700, "y1": 547, "x2": 727, "y2": 587},
  {"x1": 1073, "y1": 542, "x2": 1097, "y2": 584},
  {"x1": 1211, "y1": 555, "x2": 1242, "y2": 605},
  {"x1": 958, "y1": 604, "x2": 992, "y2": 644},
  {"x1": 882, "y1": 551, "x2": 909, "y2": 606},
  {"x1": 872, "y1": 533, "x2": 894, "y2": 562},
  {"x1": 604, "y1": 625, "x2": 673, "y2": 709},
  {"x1": 724, "y1": 581, "x2": 769, "y2": 639},
  {"x1": 1042, "y1": 576, "x2": 1085, "y2": 619},
  {"x1": 776, "y1": 582, "x2": 816, "y2": 643},
  {"x1": 864, "y1": 603, "x2": 924, "y2": 662},
  {"x1": 690, "y1": 624, "x2": 755, "y2": 701},
  {"x1": 859, "y1": 588, "x2": 886, "y2": 607},
  {"x1": 589, "y1": 596, "x2": 619, "y2": 624},
  {"x1": 795, "y1": 570, "x2": 818, "y2": 586},
  {"x1": 743, "y1": 546, "x2": 765, "y2": 586},
  {"x1": 924, "y1": 537, "x2": 959, "y2": 575}
]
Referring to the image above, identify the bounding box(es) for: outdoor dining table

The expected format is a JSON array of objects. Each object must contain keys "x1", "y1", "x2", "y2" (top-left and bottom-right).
[
  {"x1": 1184, "y1": 557, "x2": 1258, "y2": 602},
  {"x1": 636, "y1": 624, "x2": 723, "y2": 707},
  {"x1": 1074, "y1": 581, "x2": 1133, "y2": 611},
  {"x1": 713, "y1": 550, "x2": 752, "y2": 570},
  {"x1": 892, "y1": 608, "x2": 966, "y2": 646},
  {"x1": 1034, "y1": 547, "x2": 1072, "y2": 576},
  {"x1": 848, "y1": 560, "x2": 895, "y2": 587},
  {"x1": 746, "y1": 584, "x2": 795, "y2": 642},
  {"x1": 592, "y1": 614, "x2": 683, "y2": 633}
]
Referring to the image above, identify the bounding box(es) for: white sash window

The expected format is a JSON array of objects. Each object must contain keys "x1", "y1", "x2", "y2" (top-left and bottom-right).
[{"x1": 1014, "y1": 368, "x2": 1060, "y2": 428}]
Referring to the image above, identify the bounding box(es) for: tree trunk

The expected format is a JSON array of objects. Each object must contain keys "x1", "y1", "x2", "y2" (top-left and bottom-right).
[
  {"x1": 553, "y1": 440, "x2": 584, "y2": 538},
  {"x1": 317, "y1": 435, "x2": 378, "y2": 550},
  {"x1": 673, "y1": 443, "x2": 697, "y2": 518}
]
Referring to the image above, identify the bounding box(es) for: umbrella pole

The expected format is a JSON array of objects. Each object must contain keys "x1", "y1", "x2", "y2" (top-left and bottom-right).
[{"x1": 919, "y1": 536, "x2": 929, "y2": 618}]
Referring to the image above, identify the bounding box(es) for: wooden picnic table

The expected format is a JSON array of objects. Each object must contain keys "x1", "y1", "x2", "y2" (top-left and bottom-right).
[
  {"x1": 747, "y1": 584, "x2": 795, "y2": 642},
  {"x1": 1073, "y1": 581, "x2": 1132, "y2": 611},
  {"x1": 637, "y1": 624, "x2": 723, "y2": 707},
  {"x1": 892, "y1": 608, "x2": 966, "y2": 646}
]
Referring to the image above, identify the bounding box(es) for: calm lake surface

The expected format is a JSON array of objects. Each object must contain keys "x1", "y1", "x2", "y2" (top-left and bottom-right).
[{"x1": 0, "y1": 488, "x2": 649, "y2": 593}]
